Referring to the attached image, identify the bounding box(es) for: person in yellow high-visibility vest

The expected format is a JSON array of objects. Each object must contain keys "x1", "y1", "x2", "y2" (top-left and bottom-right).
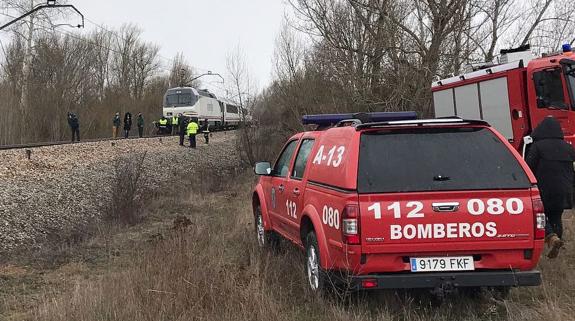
[
  {"x1": 186, "y1": 118, "x2": 199, "y2": 148},
  {"x1": 171, "y1": 115, "x2": 179, "y2": 135},
  {"x1": 158, "y1": 117, "x2": 168, "y2": 135}
]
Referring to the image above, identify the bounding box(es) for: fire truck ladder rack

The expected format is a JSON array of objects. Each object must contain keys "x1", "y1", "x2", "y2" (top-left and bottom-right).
[{"x1": 432, "y1": 60, "x2": 524, "y2": 88}]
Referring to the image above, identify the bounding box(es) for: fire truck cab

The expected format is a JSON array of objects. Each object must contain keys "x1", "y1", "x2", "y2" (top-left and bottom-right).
[
  {"x1": 432, "y1": 44, "x2": 575, "y2": 153},
  {"x1": 252, "y1": 112, "x2": 544, "y2": 294}
]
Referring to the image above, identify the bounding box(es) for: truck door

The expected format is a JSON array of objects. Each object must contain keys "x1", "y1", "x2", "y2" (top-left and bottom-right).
[
  {"x1": 269, "y1": 139, "x2": 299, "y2": 238},
  {"x1": 285, "y1": 138, "x2": 315, "y2": 240},
  {"x1": 528, "y1": 67, "x2": 575, "y2": 137}
]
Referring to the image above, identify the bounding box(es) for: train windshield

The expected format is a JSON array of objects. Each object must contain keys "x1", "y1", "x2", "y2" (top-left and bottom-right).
[{"x1": 164, "y1": 91, "x2": 198, "y2": 107}]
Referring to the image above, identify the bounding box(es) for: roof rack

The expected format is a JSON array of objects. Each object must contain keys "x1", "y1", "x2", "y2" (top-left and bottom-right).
[
  {"x1": 355, "y1": 118, "x2": 489, "y2": 130},
  {"x1": 302, "y1": 111, "x2": 417, "y2": 127}
]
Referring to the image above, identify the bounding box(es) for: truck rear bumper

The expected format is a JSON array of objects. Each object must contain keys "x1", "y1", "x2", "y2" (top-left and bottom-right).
[{"x1": 352, "y1": 270, "x2": 541, "y2": 290}]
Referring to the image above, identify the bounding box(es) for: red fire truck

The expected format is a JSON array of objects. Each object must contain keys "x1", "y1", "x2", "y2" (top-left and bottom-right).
[
  {"x1": 432, "y1": 44, "x2": 575, "y2": 154},
  {"x1": 253, "y1": 113, "x2": 544, "y2": 295}
]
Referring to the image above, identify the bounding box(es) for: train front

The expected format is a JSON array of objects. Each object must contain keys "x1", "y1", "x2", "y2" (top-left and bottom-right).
[{"x1": 163, "y1": 87, "x2": 200, "y2": 119}]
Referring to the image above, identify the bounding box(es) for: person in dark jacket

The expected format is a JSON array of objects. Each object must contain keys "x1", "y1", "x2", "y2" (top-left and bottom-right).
[
  {"x1": 526, "y1": 116, "x2": 575, "y2": 258},
  {"x1": 178, "y1": 114, "x2": 188, "y2": 146},
  {"x1": 201, "y1": 118, "x2": 210, "y2": 144},
  {"x1": 124, "y1": 112, "x2": 132, "y2": 138},
  {"x1": 67, "y1": 112, "x2": 80, "y2": 142},
  {"x1": 137, "y1": 113, "x2": 144, "y2": 138}
]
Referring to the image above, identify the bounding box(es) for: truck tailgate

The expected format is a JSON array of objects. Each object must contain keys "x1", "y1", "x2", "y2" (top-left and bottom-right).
[{"x1": 359, "y1": 189, "x2": 534, "y2": 254}]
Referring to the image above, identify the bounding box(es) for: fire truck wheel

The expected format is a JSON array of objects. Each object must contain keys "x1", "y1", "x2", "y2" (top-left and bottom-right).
[
  {"x1": 305, "y1": 232, "x2": 326, "y2": 294},
  {"x1": 255, "y1": 206, "x2": 279, "y2": 250}
]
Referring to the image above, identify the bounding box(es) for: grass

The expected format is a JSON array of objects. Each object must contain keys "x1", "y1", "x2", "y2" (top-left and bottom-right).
[{"x1": 2, "y1": 171, "x2": 575, "y2": 321}]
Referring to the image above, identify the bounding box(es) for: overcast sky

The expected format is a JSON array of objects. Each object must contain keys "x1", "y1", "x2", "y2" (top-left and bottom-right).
[{"x1": 66, "y1": 0, "x2": 288, "y2": 94}]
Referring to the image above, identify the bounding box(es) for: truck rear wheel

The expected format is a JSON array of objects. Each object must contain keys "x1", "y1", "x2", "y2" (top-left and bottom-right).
[
  {"x1": 305, "y1": 232, "x2": 327, "y2": 294},
  {"x1": 255, "y1": 206, "x2": 278, "y2": 250}
]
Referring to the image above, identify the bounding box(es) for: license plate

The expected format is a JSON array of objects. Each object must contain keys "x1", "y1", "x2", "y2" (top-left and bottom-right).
[{"x1": 410, "y1": 256, "x2": 474, "y2": 272}]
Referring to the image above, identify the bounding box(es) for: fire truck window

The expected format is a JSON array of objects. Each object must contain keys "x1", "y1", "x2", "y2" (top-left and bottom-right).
[
  {"x1": 565, "y1": 64, "x2": 575, "y2": 109},
  {"x1": 273, "y1": 140, "x2": 298, "y2": 178},
  {"x1": 533, "y1": 69, "x2": 567, "y2": 109},
  {"x1": 357, "y1": 128, "x2": 531, "y2": 193},
  {"x1": 291, "y1": 139, "x2": 315, "y2": 180}
]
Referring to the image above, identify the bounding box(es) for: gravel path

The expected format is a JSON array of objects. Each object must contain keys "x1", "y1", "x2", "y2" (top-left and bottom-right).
[{"x1": 0, "y1": 132, "x2": 241, "y2": 255}]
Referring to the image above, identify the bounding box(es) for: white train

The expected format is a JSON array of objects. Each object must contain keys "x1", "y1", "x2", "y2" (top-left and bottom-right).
[{"x1": 162, "y1": 87, "x2": 245, "y2": 129}]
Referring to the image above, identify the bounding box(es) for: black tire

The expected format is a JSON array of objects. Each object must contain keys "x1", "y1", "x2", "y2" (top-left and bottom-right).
[
  {"x1": 305, "y1": 232, "x2": 327, "y2": 294},
  {"x1": 254, "y1": 206, "x2": 279, "y2": 250}
]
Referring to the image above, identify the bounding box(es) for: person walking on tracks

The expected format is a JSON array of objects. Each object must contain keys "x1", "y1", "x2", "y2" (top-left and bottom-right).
[
  {"x1": 178, "y1": 114, "x2": 188, "y2": 146},
  {"x1": 201, "y1": 118, "x2": 210, "y2": 144},
  {"x1": 137, "y1": 113, "x2": 145, "y2": 138},
  {"x1": 124, "y1": 112, "x2": 133, "y2": 138},
  {"x1": 526, "y1": 116, "x2": 575, "y2": 259},
  {"x1": 113, "y1": 112, "x2": 121, "y2": 139},
  {"x1": 67, "y1": 112, "x2": 80, "y2": 142},
  {"x1": 186, "y1": 117, "x2": 199, "y2": 148}
]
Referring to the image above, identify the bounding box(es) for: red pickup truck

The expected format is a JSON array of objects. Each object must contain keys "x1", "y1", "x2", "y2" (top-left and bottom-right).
[{"x1": 252, "y1": 113, "x2": 543, "y2": 295}]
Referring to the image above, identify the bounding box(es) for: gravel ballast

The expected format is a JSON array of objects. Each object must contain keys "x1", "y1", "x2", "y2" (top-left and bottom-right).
[{"x1": 0, "y1": 133, "x2": 241, "y2": 255}]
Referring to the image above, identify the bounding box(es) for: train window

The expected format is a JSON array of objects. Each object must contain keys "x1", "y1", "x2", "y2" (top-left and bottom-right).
[
  {"x1": 166, "y1": 95, "x2": 179, "y2": 106},
  {"x1": 534, "y1": 68, "x2": 568, "y2": 109},
  {"x1": 219, "y1": 102, "x2": 224, "y2": 112},
  {"x1": 227, "y1": 105, "x2": 239, "y2": 114},
  {"x1": 165, "y1": 92, "x2": 197, "y2": 107}
]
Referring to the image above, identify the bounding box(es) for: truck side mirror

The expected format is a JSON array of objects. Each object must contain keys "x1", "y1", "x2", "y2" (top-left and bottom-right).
[
  {"x1": 522, "y1": 136, "x2": 533, "y2": 159},
  {"x1": 254, "y1": 162, "x2": 272, "y2": 176}
]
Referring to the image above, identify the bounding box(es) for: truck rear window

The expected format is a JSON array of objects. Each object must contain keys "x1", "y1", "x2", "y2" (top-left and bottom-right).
[{"x1": 358, "y1": 127, "x2": 531, "y2": 193}]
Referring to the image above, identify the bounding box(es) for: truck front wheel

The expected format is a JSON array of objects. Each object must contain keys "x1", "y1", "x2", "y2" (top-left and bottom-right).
[{"x1": 255, "y1": 206, "x2": 279, "y2": 250}]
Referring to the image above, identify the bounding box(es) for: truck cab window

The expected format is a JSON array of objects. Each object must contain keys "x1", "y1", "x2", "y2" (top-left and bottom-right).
[
  {"x1": 533, "y1": 68, "x2": 568, "y2": 109},
  {"x1": 291, "y1": 139, "x2": 315, "y2": 180},
  {"x1": 273, "y1": 140, "x2": 298, "y2": 178},
  {"x1": 564, "y1": 63, "x2": 575, "y2": 109}
]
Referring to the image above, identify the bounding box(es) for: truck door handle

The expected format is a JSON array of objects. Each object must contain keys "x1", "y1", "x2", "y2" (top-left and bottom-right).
[
  {"x1": 432, "y1": 202, "x2": 460, "y2": 212},
  {"x1": 293, "y1": 188, "x2": 301, "y2": 196},
  {"x1": 278, "y1": 184, "x2": 285, "y2": 193}
]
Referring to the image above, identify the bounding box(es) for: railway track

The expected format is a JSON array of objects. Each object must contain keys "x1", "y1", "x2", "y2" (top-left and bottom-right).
[
  {"x1": 0, "y1": 128, "x2": 237, "y2": 151},
  {"x1": 0, "y1": 135, "x2": 164, "y2": 151}
]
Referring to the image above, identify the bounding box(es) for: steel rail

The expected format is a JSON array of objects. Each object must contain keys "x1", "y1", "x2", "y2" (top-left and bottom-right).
[{"x1": 0, "y1": 135, "x2": 165, "y2": 151}]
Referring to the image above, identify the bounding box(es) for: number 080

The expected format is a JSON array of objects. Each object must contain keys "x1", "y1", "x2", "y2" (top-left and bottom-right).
[{"x1": 322, "y1": 206, "x2": 340, "y2": 229}]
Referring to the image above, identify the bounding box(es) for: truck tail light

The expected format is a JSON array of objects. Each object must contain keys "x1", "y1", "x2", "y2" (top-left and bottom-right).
[
  {"x1": 342, "y1": 204, "x2": 360, "y2": 245},
  {"x1": 532, "y1": 197, "x2": 546, "y2": 239}
]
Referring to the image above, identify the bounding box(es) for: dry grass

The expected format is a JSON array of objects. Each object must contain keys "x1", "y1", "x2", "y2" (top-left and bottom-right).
[
  {"x1": 6, "y1": 172, "x2": 575, "y2": 321},
  {"x1": 106, "y1": 152, "x2": 149, "y2": 225}
]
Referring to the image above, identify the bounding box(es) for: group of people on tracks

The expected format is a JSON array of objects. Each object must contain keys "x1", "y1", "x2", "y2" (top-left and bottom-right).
[
  {"x1": 112, "y1": 112, "x2": 145, "y2": 139},
  {"x1": 167, "y1": 113, "x2": 210, "y2": 149},
  {"x1": 67, "y1": 111, "x2": 145, "y2": 142}
]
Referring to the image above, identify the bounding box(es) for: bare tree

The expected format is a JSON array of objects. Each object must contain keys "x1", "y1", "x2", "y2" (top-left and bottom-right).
[
  {"x1": 168, "y1": 52, "x2": 199, "y2": 88},
  {"x1": 226, "y1": 45, "x2": 258, "y2": 165}
]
